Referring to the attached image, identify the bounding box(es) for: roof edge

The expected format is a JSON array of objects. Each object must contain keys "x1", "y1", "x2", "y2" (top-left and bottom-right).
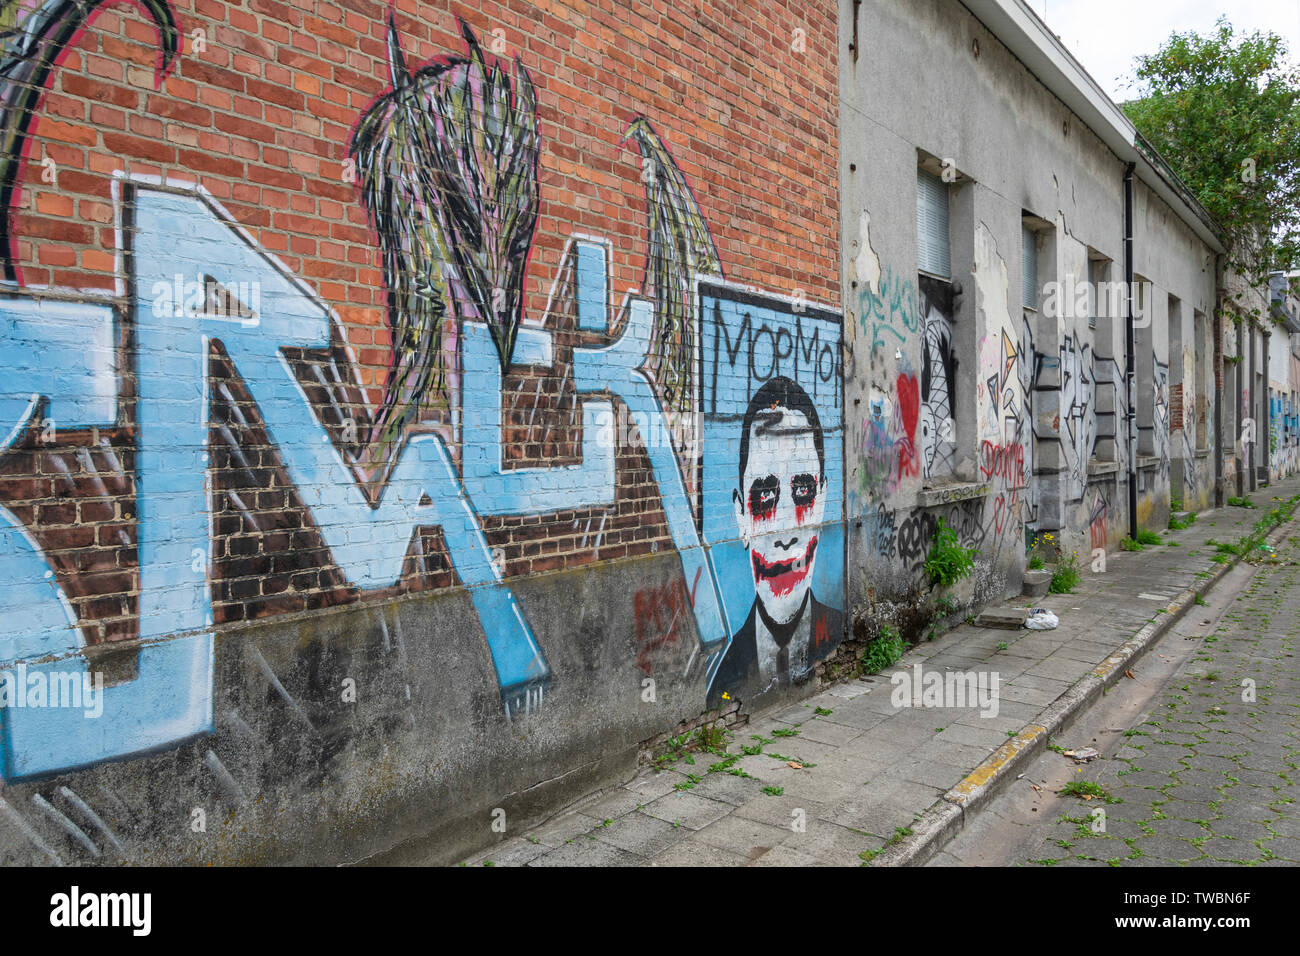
[{"x1": 961, "y1": 0, "x2": 1227, "y2": 254}]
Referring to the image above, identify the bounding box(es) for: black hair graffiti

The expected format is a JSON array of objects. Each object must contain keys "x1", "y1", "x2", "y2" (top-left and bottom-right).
[{"x1": 735, "y1": 375, "x2": 826, "y2": 496}]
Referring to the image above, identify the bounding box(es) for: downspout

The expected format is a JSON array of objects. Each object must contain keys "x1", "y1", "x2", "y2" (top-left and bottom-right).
[
  {"x1": 1213, "y1": 254, "x2": 1224, "y2": 508},
  {"x1": 1237, "y1": 317, "x2": 1245, "y2": 497},
  {"x1": 1242, "y1": 321, "x2": 1253, "y2": 494},
  {"x1": 1124, "y1": 163, "x2": 1138, "y2": 540},
  {"x1": 1263, "y1": 329, "x2": 1271, "y2": 485}
]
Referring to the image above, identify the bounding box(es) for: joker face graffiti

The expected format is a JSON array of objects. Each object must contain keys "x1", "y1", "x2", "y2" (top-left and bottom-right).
[{"x1": 732, "y1": 376, "x2": 826, "y2": 632}]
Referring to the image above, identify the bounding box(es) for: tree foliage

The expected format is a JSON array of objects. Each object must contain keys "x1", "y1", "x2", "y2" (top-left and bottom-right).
[{"x1": 1122, "y1": 17, "x2": 1300, "y2": 307}]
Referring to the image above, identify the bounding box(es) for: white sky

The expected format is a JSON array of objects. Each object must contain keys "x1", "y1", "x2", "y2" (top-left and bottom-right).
[{"x1": 1033, "y1": 0, "x2": 1300, "y2": 102}]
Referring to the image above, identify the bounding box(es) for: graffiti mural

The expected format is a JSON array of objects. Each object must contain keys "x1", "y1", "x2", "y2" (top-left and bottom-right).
[
  {"x1": 1270, "y1": 392, "x2": 1300, "y2": 479},
  {"x1": 969, "y1": 223, "x2": 1030, "y2": 544},
  {"x1": 350, "y1": 18, "x2": 541, "y2": 459},
  {"x1": 861, "y1": 499, "x2": 985, "y2": 571},
  {"x1": 633, "y1": 579, "x2": 690, "y2": 676},
  {"x1": 701, "y1": 285, "x2": 844, "y2": 705},
  {"x1": 1087, "y1": 488, "x2": 1110, "y2": 552},
  {"x1": 1177, "y1": 428, "x2": 1198, "y2": 500},
  {"x1": 1058, "y1": 333, "x2": 1096, "y2": 501},
  {"x1": 0, "y1": 9, "x2": 844, "y2": 779},
  {"x1": 1153, "y1": 358, "x2": 1170, "y2": 466},
  {"x1": 858, "y1": 265, "x2": 916, "y2": 355},
  {"x1": 918, "y1": 275, "x2": 957, "y2": 481},
  {"x1": 1093, "y1": 354, "x2": 1128, "y2": 472},
  {"x1": 858, "y1": 390, "x2": 896, "y2": 498},
  {"x1": 855, "y1": 381, "x2": 918, "y2": 502},
  {"x1": 0, "y1": 0, "x2": 180, "y2": 281}
]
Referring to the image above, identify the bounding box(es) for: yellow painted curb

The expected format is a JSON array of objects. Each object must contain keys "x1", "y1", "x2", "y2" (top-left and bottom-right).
[{"x1": 948, "y1": 723, "x2": 1047, "y2": 803}]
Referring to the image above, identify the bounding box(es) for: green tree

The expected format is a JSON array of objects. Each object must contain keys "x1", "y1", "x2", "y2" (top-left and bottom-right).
[{"x1": 1122, "y1": 17, "x2": 1300, "y2": 317}]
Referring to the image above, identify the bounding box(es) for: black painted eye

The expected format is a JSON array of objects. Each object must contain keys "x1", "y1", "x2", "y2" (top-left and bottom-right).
[
  {"x1": 748, "y1": 475, "x2": 780, "y2": 520},
  {"x1": 792, "y1": 473, "x2": 817, "y2": 508}
]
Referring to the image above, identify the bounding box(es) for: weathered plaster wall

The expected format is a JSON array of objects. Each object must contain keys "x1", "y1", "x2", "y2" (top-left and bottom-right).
[{"x1": 839, "y1": 0, "x2": 1224, "y2": 632}]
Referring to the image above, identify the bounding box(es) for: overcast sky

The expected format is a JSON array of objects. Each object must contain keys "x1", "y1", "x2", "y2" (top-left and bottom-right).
[{"x1": 1033, "y1": 0, "x2": 1300, "y2": 102}]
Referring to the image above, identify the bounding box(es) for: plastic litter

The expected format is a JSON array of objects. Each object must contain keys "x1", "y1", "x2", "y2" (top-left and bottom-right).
[{"x1": 1024, "y1": 608, "x2": 1059, "y2": 630}]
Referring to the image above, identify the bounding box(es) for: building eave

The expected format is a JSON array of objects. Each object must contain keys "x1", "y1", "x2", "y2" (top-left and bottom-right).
[{"x1": 961, "y1": 0, "x2": 1227, "y2": 255}]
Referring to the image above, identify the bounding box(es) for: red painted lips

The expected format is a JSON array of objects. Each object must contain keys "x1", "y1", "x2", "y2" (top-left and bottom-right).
[{"x1": 752, "y1": 536, "x2": 818, "y2": 597}]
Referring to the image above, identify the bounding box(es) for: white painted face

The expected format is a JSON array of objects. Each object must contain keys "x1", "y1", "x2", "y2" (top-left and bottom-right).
[{"x1": 733, "y1": 406, "x2": 826, "y2": 625}]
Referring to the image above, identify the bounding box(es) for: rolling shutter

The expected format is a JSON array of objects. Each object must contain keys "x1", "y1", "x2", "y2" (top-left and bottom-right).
[{"x1": 917, "y1": 169, "x2": 951, "y2": 279}]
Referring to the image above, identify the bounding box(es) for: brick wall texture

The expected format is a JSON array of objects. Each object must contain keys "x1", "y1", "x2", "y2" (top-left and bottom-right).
[{"x1": 0, "y1": 0, "x2": 839, "y2": 644}]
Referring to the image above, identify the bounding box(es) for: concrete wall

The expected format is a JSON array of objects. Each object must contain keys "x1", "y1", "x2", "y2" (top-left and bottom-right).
[
  {"x1": 0, "y1": 0, "x2": 846, "y2": 864},
  {"x1": 1221, "y1": 278, "x2": 1273, "y2": 493},
  {"x1": 1267, "y1": 277, "x2": 1300, "y2": 481},
  {"x1": 1268, "y1": 364, "x2": 1300, "y2": 482},
  {"x1": 838, "y1": 0, "x2": 1223, "y2": 631}
]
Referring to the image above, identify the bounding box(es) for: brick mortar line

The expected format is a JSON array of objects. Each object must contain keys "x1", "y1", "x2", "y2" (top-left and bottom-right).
[{"x1": 872, "y1": 505, "x2": 1300, "y2": 867}]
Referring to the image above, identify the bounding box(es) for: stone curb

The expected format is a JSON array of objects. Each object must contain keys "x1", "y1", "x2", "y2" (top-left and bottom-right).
[{"x1": 872, "y1": 505, "x2": 1299, "y2": 867}]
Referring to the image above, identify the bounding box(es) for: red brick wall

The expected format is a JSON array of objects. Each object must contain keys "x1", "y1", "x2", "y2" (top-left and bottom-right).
[
  {"x1": 0, "y1": 0, "x2": 839, "y2": 641},
  {"x1": 15, "y1": 0, "x2": 839, "y2": 308}
]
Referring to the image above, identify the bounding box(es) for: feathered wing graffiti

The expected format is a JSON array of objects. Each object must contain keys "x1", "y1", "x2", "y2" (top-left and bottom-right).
[
  {"x1": 0, "y1": 0, "x2": 178, "y2": 281},
  {"x1": 351, "y1": 17, "x2": 720, "y2": 498},
  {"x1": 623, "y1": 116, "x2": 723, "y2": 423},
  {"x1": 351, "y1": 15, "x2": 540, "y2": 463}
]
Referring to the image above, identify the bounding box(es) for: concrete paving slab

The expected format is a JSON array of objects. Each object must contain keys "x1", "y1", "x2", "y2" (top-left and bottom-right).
[
  {"x1": 591, "y1": 810, "x2": 690, "y2": 857},
  {"x1": 641, "y1": 790, "x2": 734, "y2": 830},
  {"x1": 497, "y1": 478, "x2": 1300, "y2": 868}
]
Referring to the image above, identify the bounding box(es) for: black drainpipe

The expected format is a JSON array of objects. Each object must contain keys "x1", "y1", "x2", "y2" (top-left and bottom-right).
[
  {"x1": 1237, "y1": 318, "x2": 1246, "y2": 497},
  {"x1": 1124, "y1": 162, "x2": 1138, "y2": 540},
  {"x1": 1213, "y1": 254, "x2": 1224, "y2": 507}
]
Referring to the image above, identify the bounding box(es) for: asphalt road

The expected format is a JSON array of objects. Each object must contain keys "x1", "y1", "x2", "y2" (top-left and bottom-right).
[{"x1": 931, "y1": 530, "x2": 1300, "y2": 867}]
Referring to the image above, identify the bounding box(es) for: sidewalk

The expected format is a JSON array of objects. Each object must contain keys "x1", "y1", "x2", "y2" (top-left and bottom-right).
[{"x1": 462, "y1": 477, "x2": 1300, "y2": 867}]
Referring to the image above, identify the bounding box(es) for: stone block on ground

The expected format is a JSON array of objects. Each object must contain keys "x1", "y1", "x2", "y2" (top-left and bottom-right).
[{"x1": 975, "y1": 608, "x2": 1029, "y2": 630}]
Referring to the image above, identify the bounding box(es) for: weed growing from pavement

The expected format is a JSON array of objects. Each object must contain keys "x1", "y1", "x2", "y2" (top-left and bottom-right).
[
  {"x1": 1060, "y1": 780, "x2": 1119, "y2": 803},
  {"x1": 673, "y1": 773, "x2": 702, "y2": 791},
  {"x1": 859, "y1": 826, "x2": 914, "y2": 864},
  {"x1": 1050, "y1": 551, "x2": 1081, "y2": 593},
  {"x1": 698, "y1": 721, "x2": 728, "y2": 750},
  {"x1": 862, "y1": 624, "x2": 906, "y2": 674},
  {"x1": 924, "y1": 517, "x2": 978, "y2": 589}
]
